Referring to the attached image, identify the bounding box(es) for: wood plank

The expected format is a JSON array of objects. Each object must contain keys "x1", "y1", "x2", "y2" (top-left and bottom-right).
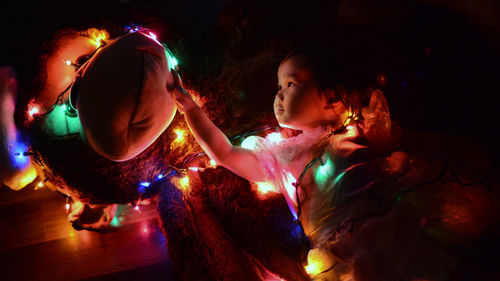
[{"x1": 0, "y1": 184, "x2": 177, "y2": 281}]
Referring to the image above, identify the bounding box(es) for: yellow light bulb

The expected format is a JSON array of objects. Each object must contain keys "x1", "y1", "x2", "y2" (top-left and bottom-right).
[
  {"x1": 86, "y1": 28, "x2": 109, "y2": 48},
  {"x1": 256, "y1": 182, "x2": 274, "y2": 195},
  {"x1": 34, "y1": 181, "x2": 44, "y2": 190},
  {"x1": 173, "y1": 175, "x2": 190, "y2": 192},
  {"x1": 174, "y1": 129, "x2": 185, "y2": 142},
  {"x1": 304, "y1": 247, "x2": 335, "y2": 278},
  {"x1": 305, "y1": 261, "x2": 322, "y2": 276},
  {"x1": 179, "y1": 176, "x2": 189, "y2": 189},
  {"x1": 28, "y1": 106, "x2": 39, "y2": 117}
]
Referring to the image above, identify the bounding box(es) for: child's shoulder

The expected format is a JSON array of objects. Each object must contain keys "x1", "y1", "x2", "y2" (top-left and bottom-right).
[
  {"x1": 241, "y1": 128, "x2": 326, "y2": 171},
  {"x1": 240, "y1": 132, "x2": 282, "y2": 151}
]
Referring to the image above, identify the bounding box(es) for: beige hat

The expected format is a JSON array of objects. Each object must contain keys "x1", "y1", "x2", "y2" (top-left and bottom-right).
[{"x1": 73, "y1": 31, "x2": 176, "y2": 161}]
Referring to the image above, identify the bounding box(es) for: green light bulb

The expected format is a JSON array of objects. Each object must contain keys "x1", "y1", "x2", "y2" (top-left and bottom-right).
[{"x1": 314, "y1": 155, "x2": 335, "y2": 190}]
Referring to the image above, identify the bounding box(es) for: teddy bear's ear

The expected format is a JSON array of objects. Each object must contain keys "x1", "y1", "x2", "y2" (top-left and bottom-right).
[
  {"x1": 0, "y1": 67, "x2": 37, "y2": 190},
  {"x1": 76, "y1": 32, "x2": 177, "y2": 161}
]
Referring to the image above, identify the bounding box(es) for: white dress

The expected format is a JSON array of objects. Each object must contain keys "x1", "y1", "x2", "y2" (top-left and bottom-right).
[{"x1": 242, "y1": 124, "x2": 378, "y2": 280}]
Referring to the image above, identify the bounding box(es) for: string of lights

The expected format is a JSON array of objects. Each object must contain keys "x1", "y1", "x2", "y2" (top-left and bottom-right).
[
  {"x1": 16, "y1": 27, "x2": 435, "y2": 272},
  {"x1": 134, "y1": 124, "x2": 280, "y2": 200},
  {"x1": 19, "y1": 24, "x2": 285, "y2": 217},
  {"x1": 28, "y1": 25, "x2": 168, "y2": 122},
  {"x1": 19, "y1": 24, "x2": 179, "y2": 207},
  {"x1": 292, "y1": 110, "x2": 359, "y2": 221}
]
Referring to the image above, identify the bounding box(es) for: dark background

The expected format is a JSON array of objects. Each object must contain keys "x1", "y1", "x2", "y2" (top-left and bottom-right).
[{"x1": 1, "y1": 0, "x2": 499, "y2": 157}]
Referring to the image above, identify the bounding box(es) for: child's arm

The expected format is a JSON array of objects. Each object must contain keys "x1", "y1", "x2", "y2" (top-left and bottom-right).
[{"x1": 167, "y1": 70, "x2": 267, "y2": 182}]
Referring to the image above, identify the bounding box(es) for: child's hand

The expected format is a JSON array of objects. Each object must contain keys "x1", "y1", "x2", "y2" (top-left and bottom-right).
[{"x1": 167, "y1": 69, "x2": 197, "y2": 114}]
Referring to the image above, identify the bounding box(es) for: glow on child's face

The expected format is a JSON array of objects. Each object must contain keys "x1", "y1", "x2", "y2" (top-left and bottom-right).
[{"x1": 274, "y1": 55, "x2": 328, "y2": 130}]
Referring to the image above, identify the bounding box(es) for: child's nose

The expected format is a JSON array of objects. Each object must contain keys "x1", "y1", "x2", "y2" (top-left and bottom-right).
[{"x1": 276, "y1": 91, "x2": 284, "y2": 102}]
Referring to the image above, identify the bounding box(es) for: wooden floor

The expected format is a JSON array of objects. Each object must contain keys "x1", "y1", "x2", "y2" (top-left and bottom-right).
[{"x1": 0, "y1": 183, "x2": 179, "y2": 281}]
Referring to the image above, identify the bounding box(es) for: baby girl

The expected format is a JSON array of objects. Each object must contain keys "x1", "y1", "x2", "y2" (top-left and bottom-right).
[{"x1": 168, "y1": 44, "x2": 395, "y2": 280}]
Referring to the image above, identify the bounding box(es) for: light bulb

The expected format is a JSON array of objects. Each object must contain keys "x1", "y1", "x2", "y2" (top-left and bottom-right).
[{"x1": 140, "y1": 182, "x2": 150, "y2": 187}]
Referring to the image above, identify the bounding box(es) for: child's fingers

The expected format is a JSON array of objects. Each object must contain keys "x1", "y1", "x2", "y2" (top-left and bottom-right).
[
  {"x1": 166, "y1": 84, "x2": 189, "y2": 109},
  {"x1": 167, "y1": 69, "x2": 178, "y2": 91},
  {"x1": 171, "y1": 69, "x2": 182, "y2": 88},
  {"x1": 167, "y1": 86, "x2": 183, "y2": 101},
  {"x1": 168, "y1": 69, "x2": 190, "y2": 96}
]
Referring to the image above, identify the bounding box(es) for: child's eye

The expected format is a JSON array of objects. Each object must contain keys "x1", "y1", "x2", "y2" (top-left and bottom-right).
[
  {"x1": 277, "y1": 85, "x2": 282, "y2": 91},
  {"x1": 287, "y1": 82, "x2": 294, "y2": 87}
]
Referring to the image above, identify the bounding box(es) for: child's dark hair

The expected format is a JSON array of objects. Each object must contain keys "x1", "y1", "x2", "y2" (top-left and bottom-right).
[{"x1": 282, "y1": 43, "x2": 375, "y2": 114}]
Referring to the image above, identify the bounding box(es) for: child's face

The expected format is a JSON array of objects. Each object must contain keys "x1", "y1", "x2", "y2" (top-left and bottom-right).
[{"x1": 274, "y1": 55, "x2": 331, "y2": 131}]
